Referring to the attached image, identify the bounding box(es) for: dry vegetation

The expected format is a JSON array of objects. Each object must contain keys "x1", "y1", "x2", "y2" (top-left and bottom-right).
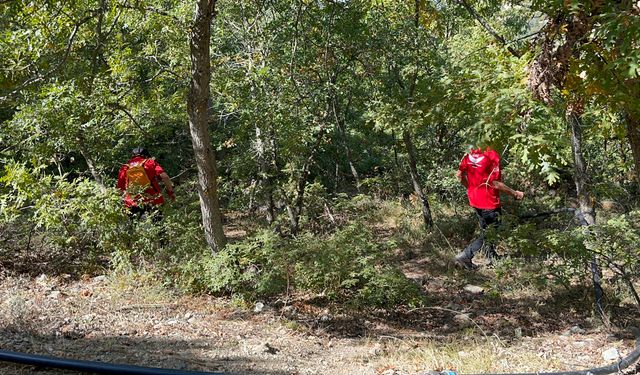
[{"x1": 1, "y1": 204, "x2": 639, "y2": 375}]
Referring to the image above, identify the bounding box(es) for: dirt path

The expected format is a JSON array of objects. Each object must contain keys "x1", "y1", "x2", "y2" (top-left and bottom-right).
[{"x1": 1, "y1": 272, "x2": 638, "y2": 375}]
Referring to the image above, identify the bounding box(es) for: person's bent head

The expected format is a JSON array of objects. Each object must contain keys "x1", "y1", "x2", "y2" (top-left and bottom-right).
[{"x1": 131, "y1": 147, "x2": 151, "y2": 157}]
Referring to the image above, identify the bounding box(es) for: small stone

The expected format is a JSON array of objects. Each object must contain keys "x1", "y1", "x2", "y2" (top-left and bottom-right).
[
  {"x1": 463, "y1": 284, "x2": 484, "y2": 294},
  {"x1": 602, "y1": 348, "x2": 620, "y2": 362},
  {"x1": 254, "y1": 302, "x2": 264, "y2": 313},
  {"x1": 282, "y1": 305, "x2": 297, "y2": 317},
  {"x1": 570, "y1": 325, "x2": 585, "y2": 334},
  {"x1": 369, "y1": 343, "x2": 384, "y2": 356},
  {"x1": 453, "y1": 313, "x2": 473, "y2": 328},
  {"x1": 92, "y1": 275, "x2": 108, "y2": 283},
  {"x1": 49, "y1": 291, "x2": 61, "y2": 299}
]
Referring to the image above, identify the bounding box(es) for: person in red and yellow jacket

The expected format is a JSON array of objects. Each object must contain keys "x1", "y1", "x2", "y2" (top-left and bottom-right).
[
  {"x1": 455, "y1": 146, "x2": 524, "y2": 269},
  {"x1": 117, "y1": 147, "x2": 175, "y2": 216}
]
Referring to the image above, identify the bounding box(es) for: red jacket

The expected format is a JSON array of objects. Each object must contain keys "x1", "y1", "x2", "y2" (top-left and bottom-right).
[
  {"x1": 117, "y1": 156, "x2": 166, "y2": 207},
  {"x1": 458, "y1": 148, "x2": 502, "y2": 210}
]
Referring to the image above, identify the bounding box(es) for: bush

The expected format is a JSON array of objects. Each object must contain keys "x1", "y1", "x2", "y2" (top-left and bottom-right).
[
  {"x1": 183, "y1": 224, "x2": 424, "y2": 308},
  {"x1": 0, "y1": 162, "x2": 127, "y2": 274}
]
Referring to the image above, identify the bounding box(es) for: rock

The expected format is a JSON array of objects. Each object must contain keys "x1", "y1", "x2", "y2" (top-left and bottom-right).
[
  {"x1": 254, "y1": 302, "x2": 265, "y2": 313},
  {"x1": 602, "y1": 348, "x2": 620, "y2": 362},
  {"x1": 570, "y1": 325, "x2": 585, "y2": 334},
  {"x1": 453, "y1": 313, "x2": 473, "y2": 328},
  {"x1": 282, "y1": 305, "x2": 297, "y2": 318},
  {"x1": 463, "y1": 284, "x2": 484, "y2": 294},
  {"x1": 369, "y1": 343, "x2": 384, "y2": 356},
  {"x1": 49, "y1": 291, "x2": 61, "y2": 299},
  {"x1": 92, "y1": 275, "x2": 108, "y2": 283}
]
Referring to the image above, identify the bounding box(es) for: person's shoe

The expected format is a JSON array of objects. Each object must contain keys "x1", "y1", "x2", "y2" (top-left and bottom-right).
[{"x1": 454, "y1": 254, "x2": 477, "y2": 270}]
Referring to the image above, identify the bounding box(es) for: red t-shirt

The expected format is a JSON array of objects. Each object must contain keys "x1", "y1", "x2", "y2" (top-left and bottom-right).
[
  {"x1": 458, "y1": 148, "x2": 502, "y2": 210},
  {"x1": 117, "y1": 156, "x2": 166, "y2": 207}
]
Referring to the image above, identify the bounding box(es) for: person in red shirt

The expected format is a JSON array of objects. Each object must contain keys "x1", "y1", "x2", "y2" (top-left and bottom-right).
[
  {"x1": 455, "y1": 146, "x2": 524, "y2": 269},
  {"x1": 117, "y1": 147, "x2": 175, "y2": 217}
]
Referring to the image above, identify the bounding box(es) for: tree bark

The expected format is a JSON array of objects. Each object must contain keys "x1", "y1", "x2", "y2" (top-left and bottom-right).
[
  {"x1": 187, "y1": 0, "x2": 226, "y2": 253},
  {"x1": 77, "y1": 136, "x2": 105, "y2": 191},
  {"x1": 402, "y1": 129, "x2": 433, "y2": 228},
  {"x1": 567, "y1": 102, "x2": 605, "y2": 321},
  {"x1": 288, "y1": 126, "x2": 326, "y2": 235},
  {"x1": 254, "y1": 125, "x2": 276, "y2": 224},
  {"x1": 333, "y1": 99, "x2": 360, "y2": 192},
  {"x1": 567, "y1": 103, "x2": 595, "y2": 226},
  {"x1": 624, "y1": 111, "x2": 640, "y2": 187}
]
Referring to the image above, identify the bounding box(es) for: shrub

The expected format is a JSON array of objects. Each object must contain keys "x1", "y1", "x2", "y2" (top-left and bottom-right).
[{"x1": 185, "y1": 224, "x2": 424, "y2": 308}]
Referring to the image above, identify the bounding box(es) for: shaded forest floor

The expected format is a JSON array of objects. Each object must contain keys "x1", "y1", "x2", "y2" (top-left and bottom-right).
[{"x1": 1, "y1": 204, "x2": 640, "y2": 375}]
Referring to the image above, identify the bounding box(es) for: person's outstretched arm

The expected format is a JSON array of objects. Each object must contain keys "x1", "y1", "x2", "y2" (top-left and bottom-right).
[
  {"x1": 492, "y1": 181, "x2": 524, "y2": 200},
  {"x1": 159, "y1": 172, "x2": 175, "y2": 201}
]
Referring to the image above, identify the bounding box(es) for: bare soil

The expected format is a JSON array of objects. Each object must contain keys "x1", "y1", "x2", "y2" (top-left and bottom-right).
[{"x1": 1, "y1": 262, "x2": 638, "y2": 375}]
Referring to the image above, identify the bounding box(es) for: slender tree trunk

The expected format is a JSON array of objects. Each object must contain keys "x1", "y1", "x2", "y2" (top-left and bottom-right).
[
  {"x1": 402, "y1": 129, "x2": 433, "y2": 228},
  {"x1": 567, "y1": 103, "x2": 595, "y2": 226},
  {"x1": 254, "y1": 125, "x2": 276, "y2": 224},
  {"x1": 567, "y1": 102, "x2": 605, "y2": 321},
  {"x1": 624, "y1": 111, "x2": 640, "y2": 187},
  {"x1": 77, "y1": 2, "x2": 107, "y2": 190},
  {"x1": 333, "y1": 99, "x2": 360, "y2": 192},
  {"x1": 187, "y1": 0, "x2": 226, "y2": 253},
  {"x1": 288, "y1": 126, "x2": 326, "y2": 235},
  {"x1": 77, "y1": 136, "x2": 105, "y2": 191}
]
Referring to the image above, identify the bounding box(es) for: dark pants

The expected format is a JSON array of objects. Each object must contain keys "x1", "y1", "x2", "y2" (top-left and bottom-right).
[
  {"x1": 127, "y1": 205, "x2": 163, "y2": 223},
  {"x1": 460, "y1": 207, "x2": 501, "y2": 260}
]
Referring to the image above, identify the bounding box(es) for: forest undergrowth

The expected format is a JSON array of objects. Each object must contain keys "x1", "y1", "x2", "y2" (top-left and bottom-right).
[{"x1": 1, "y1": 193, "x2": 639, "y2": 374}]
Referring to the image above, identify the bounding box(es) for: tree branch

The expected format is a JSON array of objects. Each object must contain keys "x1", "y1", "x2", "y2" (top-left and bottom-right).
[{"x1": 456, "y1": 0, "x2": 521, "y2": 58}]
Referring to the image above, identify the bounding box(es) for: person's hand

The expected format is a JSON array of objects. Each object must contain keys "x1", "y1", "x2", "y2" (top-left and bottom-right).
[
  {"x1": 168, "y1": 190, "x2": 176, "y2": 202},
  {"x1": 514, "y1": 190, "x2": 524, "y2": 200}
]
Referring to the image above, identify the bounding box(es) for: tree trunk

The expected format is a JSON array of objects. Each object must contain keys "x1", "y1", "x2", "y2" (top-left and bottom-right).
[
  {"x1": 254, "y1": 125, "x2": 276, "y2": 224},
  {"x1": 567, "y1": 102, "x2": 605, "y2": 321},
  {"x1": 567, "y1": 103, "x2": 595, "y2": 226},
  {"x1": 187, "y1": 0, "x2": 226, "y2": 253},
  {"x1": 402, "y1": 129, "x2": 433, "y2": 228},
  {"x1": 288, "y1": 126, "x2": 326, "y2": 235},
  {"x1": 333, "y1": 99, "x2": 360, "y2": 192},
  {"x1": 624, "y1": 111, "x2": 640, "y2": 187},
  {"x1": 77, "y1": 137, "x2": 105, "y2": 191}
]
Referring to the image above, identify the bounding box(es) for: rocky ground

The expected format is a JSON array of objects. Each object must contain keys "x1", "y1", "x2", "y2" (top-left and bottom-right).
[{"x1": 1, "y1": 267, "x2": 638, "y2": 375}]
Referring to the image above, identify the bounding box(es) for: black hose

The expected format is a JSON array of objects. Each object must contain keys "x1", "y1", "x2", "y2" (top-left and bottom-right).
[
  {"x1": 0, "y1": 350, "x2": 227, "y2": 375},
  {"x1": 465, "y1": 334, "x2": 640, "y2": 375}
]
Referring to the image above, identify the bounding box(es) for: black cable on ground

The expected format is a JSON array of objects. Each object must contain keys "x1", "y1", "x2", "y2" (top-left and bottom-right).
[
  {"x1": 0, "y1": 350, "x2": 228, "y2": 375},
  {"x1": 464, "y1": 333, "x2": 640, "y2": 375}
]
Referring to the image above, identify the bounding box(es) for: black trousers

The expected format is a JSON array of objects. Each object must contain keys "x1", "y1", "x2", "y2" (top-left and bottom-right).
[
  {"x1": 460, "y1": 207, "x2": 501, "y2": 260},
  {"x1": 127, "y1": 205, "x2": 163, "y2": 223}
]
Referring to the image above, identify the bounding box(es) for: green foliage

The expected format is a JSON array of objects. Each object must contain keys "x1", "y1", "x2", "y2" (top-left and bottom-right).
[
  {"x1": 179, "y1": 224, "x2": 423, "y2": 308},
  {"x1": 1, "y1": 162, "x2": 126, "y2": 272}
]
